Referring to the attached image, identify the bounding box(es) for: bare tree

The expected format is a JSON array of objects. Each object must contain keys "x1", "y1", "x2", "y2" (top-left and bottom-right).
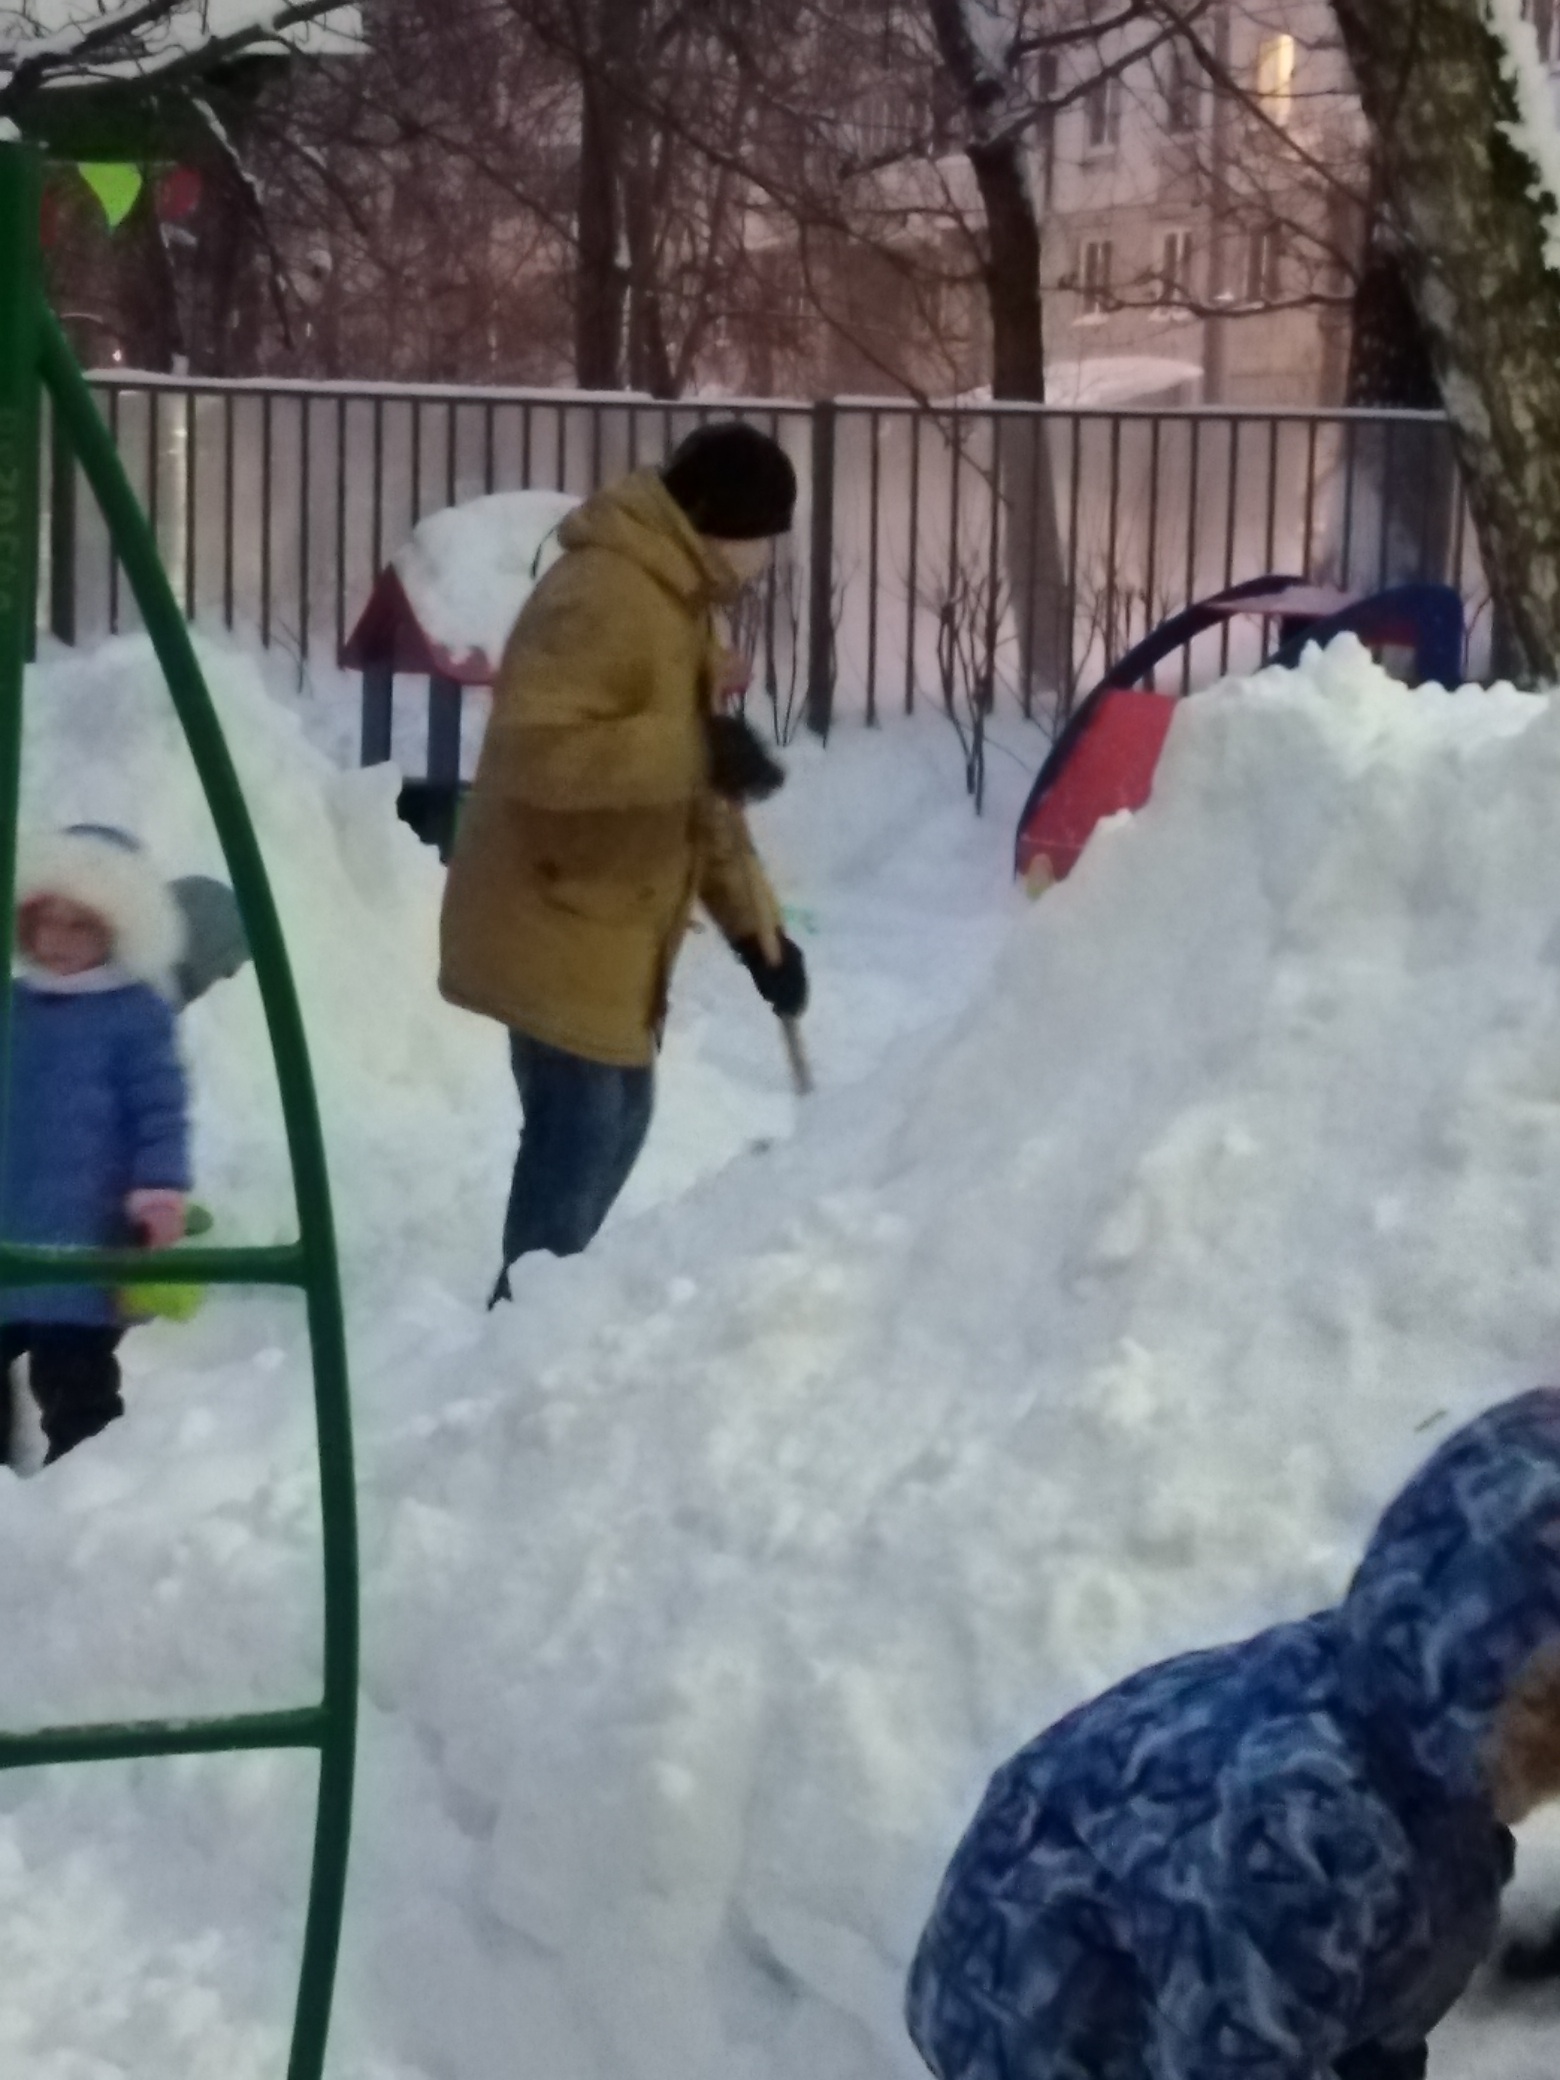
[{"x1": 1329, "y1": 0, "x2": 1560, "y2": 679}]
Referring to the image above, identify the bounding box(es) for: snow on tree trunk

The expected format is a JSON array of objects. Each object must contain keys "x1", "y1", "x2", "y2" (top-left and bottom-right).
[{"x1": 1331, "y1": 0, "x2": 1560, "y2": 679}]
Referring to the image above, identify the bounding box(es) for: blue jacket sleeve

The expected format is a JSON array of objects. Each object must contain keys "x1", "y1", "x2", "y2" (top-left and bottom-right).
[
  {"x1": 120, "y1": 993, "x2": 192, "y2": 1193},
  {"x1": 1147, "y1": 1769, "x2": 1416, "y2": 2080}
]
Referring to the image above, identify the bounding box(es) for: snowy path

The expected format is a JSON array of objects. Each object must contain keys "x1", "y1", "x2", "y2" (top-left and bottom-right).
[{"x1": 6, "y1": 636, "x2": 1560, "y2": 2076}]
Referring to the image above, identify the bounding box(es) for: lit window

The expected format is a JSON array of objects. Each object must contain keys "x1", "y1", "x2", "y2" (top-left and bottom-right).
[
  {"x1": 1246, "y1": 224, "x2": 1283, "y2": 303},
  {"x1": 1256, "y1": 33, "x2": 1296, "y2": 122},
  {"x1": 1159, "y1": 230, "x2": 1195, "y2": 305},
  {"x1": 1080, "y1": 239, "x2": 1114, "y2": 316},
  {"x1": 1083, "y1": 75, "x2": 1121, "y2": 154}
]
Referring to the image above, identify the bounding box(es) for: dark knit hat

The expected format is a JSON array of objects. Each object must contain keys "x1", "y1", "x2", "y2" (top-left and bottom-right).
[{"x1": 662, "y1": 423, "x2": 798, "y2": 541}]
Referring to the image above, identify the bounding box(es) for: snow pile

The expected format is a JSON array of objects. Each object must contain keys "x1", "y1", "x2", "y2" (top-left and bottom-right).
[
  {"x1": 392, "y1": 490, "x2": 578, "y2": 671},
  {"x1": 12, "y1": 635, "x2": 1560, "y2": 2077}
]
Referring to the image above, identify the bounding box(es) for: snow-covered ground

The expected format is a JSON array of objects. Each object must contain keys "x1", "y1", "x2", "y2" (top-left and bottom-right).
[{"x1": 7, "y1": 632, "x2": 1560, "y2": 2077}]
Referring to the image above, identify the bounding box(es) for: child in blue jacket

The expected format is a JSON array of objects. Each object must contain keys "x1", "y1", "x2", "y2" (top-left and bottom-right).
[
  {"x1": 1, "y1": 827, "x2": 191, "y2": 1475},
  {"x1": 907, "y1": 1389, "x2": 1560, "y2": 2080}
]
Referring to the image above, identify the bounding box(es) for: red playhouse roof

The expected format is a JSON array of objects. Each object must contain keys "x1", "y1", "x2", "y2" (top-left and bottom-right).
[
  {"x1": 1017, "y1": 689, "x2": 1177, "y2": 887},
  {"x1": 339, "y1": 566, "x2": 498, "y2": 685}
]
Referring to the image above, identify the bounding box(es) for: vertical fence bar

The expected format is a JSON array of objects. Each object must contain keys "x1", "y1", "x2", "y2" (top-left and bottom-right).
[
  {"x1": 905, "y1": 410, "x2": 921, "y2": 715},
  {"x1": 410, "y1": 399, "x2": 422, "y2": 525},
  {"x1": 146, "y1": 387, "x2": 161, "y2": 584},
  {"x1": 1378, "y1": 418, "x2": 1395, "y2": 589},
  {"x1": 806, "y1": 397, "x2": 838, "y2": 738},
  {"x1": 222, "y1": 388, "x2": 235, "y2": 630},
  {"x1": 370, "y1": 397, "x2": 385, "y2": 581},
  {"x1": 445, "y1": 399, "x2": 458, "y2": 509},
  {"x1": 1182, "y1": 418, "x2": 1201, "y2": 695},
  {"x1": 334, "y1": 396, "x2": 348, "y2": 660},
  {"x1": 1104, "y1": 414, "x2": 1122, "y2": 666},
  {"x1": 48, "y1": 390, "x2": 76, "y2": 645},
  {"x1": 1340, "y1": 416, "x2": 1358, "y2": 585},
  {"x1": 1263, "y1": 416, "x2": 1279, "y2": 578},
  {"x1": 183, "y1": 388, "x2": 197, "y2": 621},
  {"x1": 1064, "y1": 414, "x2": 1082, "y2": 712},
  {"x1": 108, "y1": 385, "x2": 121, "y2": 633},
  {"x1": 1302, "y1": 419, "x2": 1320, "y2": 577},
  {"x1": 1219, "y1": 416, "x2": 1240, "y2": 673},
  {"x1": 984, "y1": 410, "x2": 1002, "y2": 719},
  {"x1": 260, "y1": 391, "x2": 274, "y2": 647},
  {"x1": 947, "y1": 409, "x2": 964, "y2": 676},
  {"x1": 299, "y1": 397, "x2": 312, "y2": 665},
  {"x1": 866, "y1": 409, "x2": 880, "y2": 726},
  {"x1": 1143, "y1": 416, "x2": 1161, "y2": 665},
  {"x1": 484, "y1": 401, "x2": 497, "y2": 494},
  {"x1": 1024, "y1": 411, "x2": 1044, "y2": 720}
]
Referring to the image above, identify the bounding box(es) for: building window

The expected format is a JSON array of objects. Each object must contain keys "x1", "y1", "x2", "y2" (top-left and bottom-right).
[
  {"x1": 1083, "y1": 74, "x2": 1121, "y2": 154},
  {"x1": 1246, "y1": 224, "x2": 1284, "y2": 304},
  {"x1": 1256, "y1": 33, "x2": 1296, "y2": 123},
  {"x1": 1163, "y1": 44, "x2": 1201, "y2": 134},
  {"x1": 1080, "y1": 239, "x2": 1114, "y2": 316},
  {"x1": 1159, "y1": 229, "x2": 1195, "y2": 306},
  {"x1": 1524, "y1": 0, "x2": 1557, "y2": 64}
]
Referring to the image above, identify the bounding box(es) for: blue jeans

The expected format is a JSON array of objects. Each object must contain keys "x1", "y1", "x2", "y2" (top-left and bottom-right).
[{"x1": 492, "y1": 1033, "x2": 655, "y2": 1301}]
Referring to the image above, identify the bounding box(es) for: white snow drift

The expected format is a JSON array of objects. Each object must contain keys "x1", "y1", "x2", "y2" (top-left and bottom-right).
[{"x1": 5, "y1": 634, "x2": 1560, "y2": 2077}]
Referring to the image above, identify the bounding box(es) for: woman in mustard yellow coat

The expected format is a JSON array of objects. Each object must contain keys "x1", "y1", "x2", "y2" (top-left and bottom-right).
[{"x1": 440, "y1": 423, "x2": 805, "y2": 1304}]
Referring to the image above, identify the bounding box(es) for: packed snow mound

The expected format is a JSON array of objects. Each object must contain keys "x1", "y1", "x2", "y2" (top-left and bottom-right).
[
  {"x1": 392, "y1": 490, "x2": 578, "y2": 669},
  {"x1": 355, "y1": 639, "x2": 1560, "y2": 2080},
  {"x1": 12, "y1": 634, "x2": 1560, "y2": 2078}
]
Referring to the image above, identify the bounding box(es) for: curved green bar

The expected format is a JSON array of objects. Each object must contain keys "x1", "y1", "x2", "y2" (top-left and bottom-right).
[{"x1": 0, "y1": 144, "x2": 359, "y2": 2080}]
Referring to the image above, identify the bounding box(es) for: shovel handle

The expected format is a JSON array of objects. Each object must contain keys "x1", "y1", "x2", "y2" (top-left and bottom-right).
[{"x1": 781, "y1": 1015, "x2": 813, "y2": 1096}]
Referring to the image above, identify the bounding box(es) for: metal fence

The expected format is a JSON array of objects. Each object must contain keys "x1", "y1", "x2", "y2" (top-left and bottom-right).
[{"x1": 41, "y1": 375, "x2": 1493, "y2": 783}]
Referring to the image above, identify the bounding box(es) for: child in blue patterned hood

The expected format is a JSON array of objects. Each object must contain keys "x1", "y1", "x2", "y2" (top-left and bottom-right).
[
  {"x1": 1, "y1": 827, "x2": 192, "y2": 1476},
  {"x1": 907, "y1": 1390, "x2": 1560, "y2": 2080}
]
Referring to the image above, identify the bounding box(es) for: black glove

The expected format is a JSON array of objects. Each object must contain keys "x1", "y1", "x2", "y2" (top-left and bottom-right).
[
  {"x1": 733, "y1": 933, "x2": 808, "y2": 1019},
  {"x1": 706, "y1": 714, "x2": 786, "y2": 804},
  {"x1": 1334, "y1": 2045, "x2": 1428, "y2": 2080}
]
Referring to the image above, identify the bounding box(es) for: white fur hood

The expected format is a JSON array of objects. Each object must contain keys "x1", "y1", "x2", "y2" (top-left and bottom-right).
[{"x1": 15, "y1": 827, "x2": 186, "y2": 996}]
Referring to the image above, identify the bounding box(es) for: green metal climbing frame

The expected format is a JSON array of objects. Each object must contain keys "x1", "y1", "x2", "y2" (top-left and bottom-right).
[{"x1": 0, "y1": 142, "x2": 359, "y2": 2080}]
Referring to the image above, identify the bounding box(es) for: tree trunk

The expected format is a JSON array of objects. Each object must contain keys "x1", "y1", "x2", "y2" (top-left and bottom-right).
[
  {"x1": 116, "y1": 194, "x2": 183, "y2": 373},
  {"x1": 1336, "y1": 189, "x2": 1455, "y2": 591},
  {"x1": 575, "y1": 64, "x2": 627, "y2": 388},
  {"x1": 1331, "y1": 0, "x2": 1560, "y2": 679},
  {"x1": 923, "y1": 0, "x2": 1069, "y2": 710}
]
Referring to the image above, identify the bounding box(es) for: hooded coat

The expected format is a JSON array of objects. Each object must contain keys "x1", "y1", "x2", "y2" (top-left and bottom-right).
[
  {"x1": 438, "y1": 470, "x2": 781, "y2": 1068},
  {"x1": 906, "y1": 1391, "x2": 1560, "y2": 2080},
  {"x1": 2, "y1": 830, "x2": 191, "y2": 1328}
]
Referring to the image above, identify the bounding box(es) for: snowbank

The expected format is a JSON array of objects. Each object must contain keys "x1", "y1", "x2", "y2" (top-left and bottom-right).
[
  {"x1": 391, "y1": 490, "x2": 578, "y2": 672},
  {"x1": 10, "y1": 634, "x2": 1560, "y2": 2077}
]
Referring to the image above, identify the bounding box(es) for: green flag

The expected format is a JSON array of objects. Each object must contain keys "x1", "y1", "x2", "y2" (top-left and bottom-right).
[{"x1": 79, "y1": 162, "x2": 143, "y2": 229}]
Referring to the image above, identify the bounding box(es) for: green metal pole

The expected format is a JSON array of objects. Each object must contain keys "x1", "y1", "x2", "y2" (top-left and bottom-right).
[
  {"x1": 0, "y1": 145, "x2": 40, "y2": 1181},
  {"x1": 0, "y1": 138, "x2": 360, "y2": 2080},
  {"x1": 39, "y1": 310, "x2": 360, "y2": 2080}
]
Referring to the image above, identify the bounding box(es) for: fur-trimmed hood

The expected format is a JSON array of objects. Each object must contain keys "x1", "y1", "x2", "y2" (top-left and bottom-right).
[{"x1": 15, "y1": 826, "x2": 186, "y2": 997}]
